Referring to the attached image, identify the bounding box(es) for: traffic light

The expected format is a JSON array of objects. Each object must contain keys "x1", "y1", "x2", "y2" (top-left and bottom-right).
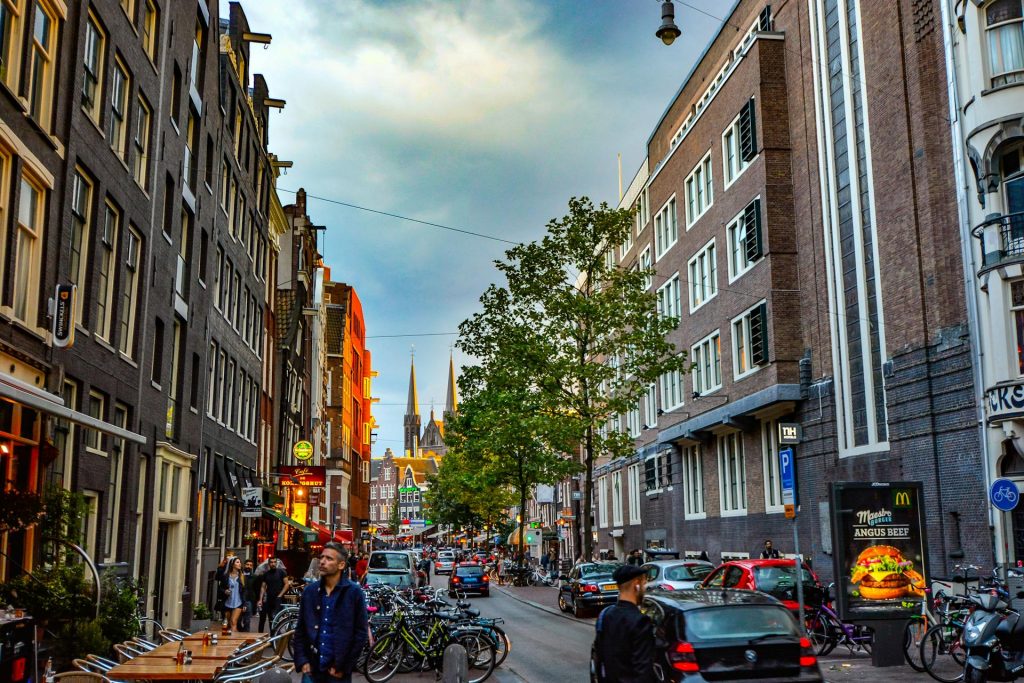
[{"x1": 525, "y1": 530, "x2": 537, "y2": 544}]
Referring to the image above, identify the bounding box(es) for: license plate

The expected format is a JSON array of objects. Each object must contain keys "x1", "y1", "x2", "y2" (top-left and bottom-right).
[{"x1": 602, "y1": 583, "x2": 617, "y2": 591}]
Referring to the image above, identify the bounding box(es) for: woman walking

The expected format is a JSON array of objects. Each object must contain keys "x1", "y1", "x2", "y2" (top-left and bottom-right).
[{"x1": 217, "y1": 557, "x2": 246, "y2": 632}]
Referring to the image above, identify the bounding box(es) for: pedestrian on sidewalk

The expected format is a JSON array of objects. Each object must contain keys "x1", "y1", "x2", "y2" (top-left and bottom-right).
[
  {"x1": 240, "y1": 559, "x2": 258, "y2": 631},
  {"x1": 760, "y1": 540, "x2": 781, "y2": 559},
  {"x1": 293, "y1": 542, "x2": 369, "y2": 683},
  {"x1": 593, "y1": 564, "x2": 656, "y2": 682},
  {"x1": 540, "y1": 549, "x2": 550, "y2": 573},
  {"x1": 258, "y1": 556, "x2": 290, "y2": 632},
  {"x1": 217, "y1": 557, "x2": 245, "y2": 632},
  {"x1": 355, "y1": 553, "x2": 369, "y2": 583},
  {"x1": 627, "y1": 550, "x2": 643, "y2": 566}
]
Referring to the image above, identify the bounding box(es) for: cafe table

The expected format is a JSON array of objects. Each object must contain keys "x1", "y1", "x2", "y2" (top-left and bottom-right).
[
  {"x1": 105, "y1": 657, "x2": 225, "y2": 681},
  {"x1": 182, "y1": 632, "x2": 260, "y2": 645},
  {"x1": 149, "y1": 640, "x2": 245, "y2": 660}
]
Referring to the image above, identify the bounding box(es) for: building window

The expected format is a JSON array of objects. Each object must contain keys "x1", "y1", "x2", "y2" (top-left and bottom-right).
[
  {"x1": 117, "y1": 227, "x2": 141, "y2": 357},
  {"x1": 216, "y1": 349, "x2": 226, "y2": 420},
  {"x1": 732, "y1": 301, "x2": 769, "y2": 379},
  {"x1": 1013, "y1": 280, "x2": 1024, "y2": 375},
  {"x1": 683, "y1": 445, "x2": 705, "y2": 518},
  {"x1": 597, "y1": 475, "x2": 608, "y2": 527},
  {"x1": 656, "y1": 273, "x2": 681, "y2": 321},
  {"x1": 987, "y1": 0, "x2": 1024, "y2": 87},
  {"x1": 687, "y1": 239, "x2": 717, "y2": 311},
  {"x1": 151, "y1": 317, "x2": 164, "y2": 385},
  {"x1": 654, "y1": 196, "x2": 678, "y2": 260},
  {"x1": 190, "y1": 18, "x2": 204, "y2": 90},
  {"x1": 82, "y1": 490, "x2": 100, "y2": 560},
  {"x1": 685, "y1": 152, "x2": 713, "y2": 226},
  {"x1": 727, "y1": 198, "x2": 763, "y2": 281},
  {"x1": 625, "y1": 401, "x2": 641, "y2": 438},
  {"x1": 85, "y1": 390, "x2": 106, "y2": 453},
  {"x1": 644, "y1": 450, "x2": 672, "y2": 491},
  {"x1": 104, "y1": 404, "x2": 127, "y2": 561},
  {"x1": 142, "y1": 0, "x2": 157, "y2": 62},
  {"x1": 207, "y1": 342, "x2": 217, "y2": 416},
  {"x1": 635, "y1": 186, "x2": 650, "y2": 234},
  {"x1": 627, "y1": 463, "x2": 642, "y2": 524},
  {"x1": 133, "y1": 96, "x2": 151, "y2": 188},
  {"x1": 660, "y1": 363, "x2": 684, "y2": 412},
  {"x1": 612, "y1": 471, "x2": 624, "y2": 526},
  {"x1": 69, "y1": 168, "x2": 93, "y2": 324},
  {"x1": 94, "y1": 202, "x2": 119, "y2": 342},
  {"x1": 692, "y1": 331, "x2": 722, "y2": 395},
  {"x1": 165, "y1": 320, "x2": 183, "y2": 439},
  {"x1": 718, "y1": 432, "x2": 746, "y2": 515},
  {"x1": 762, "y1": 419, "x2": 784, "y2": 513},
  {"x1": 27, "y1": 1, "x2": 56, "y2": 128},
  {"x1": 639, "y1": 246, "x2": 652, "y2": 290},
  {"x1": 82, "y1": 13, "x2": 105, "y2": 122},
  {"x1": 14, "y1": 173, "x2": 43, "y2": 325},
  {"x1": 0, "y1": 0, "x2": 23, "y2": 88},
  {"x1": 184, "y1": 109, "x2": 198, "y2": 190},
  {"x1": 724, "y1": 98, "x2": 757, "y2": 187}
]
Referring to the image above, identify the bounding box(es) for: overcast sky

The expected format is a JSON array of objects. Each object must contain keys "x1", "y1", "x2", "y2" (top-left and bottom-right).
[{"x1": 231, "y1": 0, "x2": 726, "y2": 455}]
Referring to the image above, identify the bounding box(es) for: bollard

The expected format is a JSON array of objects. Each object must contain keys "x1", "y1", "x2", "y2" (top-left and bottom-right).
[{"x1": 442, "y1": 643, "x2": 470, "y2": 683}]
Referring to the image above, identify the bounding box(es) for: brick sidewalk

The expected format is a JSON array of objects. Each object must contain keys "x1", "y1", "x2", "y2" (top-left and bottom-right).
[{"x1": 495, "y1": 583, "x2": 938, "y2": 682}]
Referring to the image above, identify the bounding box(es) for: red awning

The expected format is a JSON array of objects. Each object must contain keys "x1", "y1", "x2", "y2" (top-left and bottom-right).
[{"x1": 310, "y1": 522, "x2": 354, "y2": 544}]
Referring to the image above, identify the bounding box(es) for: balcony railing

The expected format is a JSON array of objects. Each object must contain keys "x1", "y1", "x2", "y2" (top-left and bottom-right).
[{"x1": 974, "y1": 211, "x2": 1024, "y2": 271}]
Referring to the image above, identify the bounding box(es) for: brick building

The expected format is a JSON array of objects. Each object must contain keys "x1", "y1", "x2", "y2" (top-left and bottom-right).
[{"x1": 586, "y1": 0, "x2": 990, "y2": 580}]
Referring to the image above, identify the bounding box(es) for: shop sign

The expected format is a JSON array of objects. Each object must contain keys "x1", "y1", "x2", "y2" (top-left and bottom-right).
[
  {"x1": 830, "y1": 482, "x2": 928, "y2": 621},
  {"x1": 309, "y1": 491, "x2": 320, "y2": 506},
  {"x1": 987, "y1": 381, "x2": 1024, "y2": 423},
  {"x1": 241, "y1": 487, "x2": 262, "y2": 518},
  {"x1": 277, "y1": 465, "x2": 326, "y2": 487},
  {"x1": 52, "y1": 284, "x2": 76, "y2": 348},
  {"x1": 293, "y1": 440, "x2": 314, "y2": 461}
]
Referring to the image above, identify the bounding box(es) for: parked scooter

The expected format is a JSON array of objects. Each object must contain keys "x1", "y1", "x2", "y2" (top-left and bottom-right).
[{"x1": 962, "y1": 587, "x2": 1024, "y2": 682}]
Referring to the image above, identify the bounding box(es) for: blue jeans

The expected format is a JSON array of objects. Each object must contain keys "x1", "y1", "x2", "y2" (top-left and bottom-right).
[{"x1": 302, "y1": 673, "x2": 350, "y2": 683}]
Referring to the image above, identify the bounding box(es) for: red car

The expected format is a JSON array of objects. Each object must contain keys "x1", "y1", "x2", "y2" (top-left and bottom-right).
[{"x1": 700, "y1": 559, "x2": 823, "y2": 613}]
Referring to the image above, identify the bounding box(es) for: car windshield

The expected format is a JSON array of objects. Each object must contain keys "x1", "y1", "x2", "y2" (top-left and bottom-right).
[
  {"x1": 581, "y1": 563, "x2": 620, "y2": 578},
  {"x1": 684, "y1": 606, "x2": 799, "y2": 642},
  {"x1": 665, "y1": 564, "x2": 713, "y2": 581},
  {"x1": 753, "y1": 566, "x2": 816, "y2": 593},
  {"x1": 439, "y1": 552, "x2": 454, "y2": 559},
  {"x1": 457, "y1": 567, "x2": 484, "y2": 577},
  {"x1": 369, "y1": 553, "x2": 411, "y2": 570},
  {"x1": 365, "y1": 572, "x2": 413, "y2": 586}
]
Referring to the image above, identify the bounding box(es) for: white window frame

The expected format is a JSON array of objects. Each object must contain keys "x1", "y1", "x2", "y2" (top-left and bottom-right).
[
  {"x1": 723, "y1": 112, "x2": 753, "y2": 188},
  {"x1": 612, "y1": 471, "x2": 624, "y2": 527},
  {"x1": 656, "y1": 272, "x2": 681, "y2": 321},
  {"x1": 635, "y1": 186, "x2": 650, "y2": 235},
  {"x1": 691, "y1": 331, "x2": 722, "y2": 396},
  {"x1": 687, "y1": 238, "x2": 718, "y2": 312},
  {"x1": 640, "y1": 246, "x2": 653, "y2": 290},
  {"x1": 732, "y1": 300, "x2": 766, "y2": 381},
  {"x1": 682, "y1": 445, "x2": 706, "y2": 519},
  {"x1": 597, "y1": 475, "x2": 609, "y2": 528},
  {"x1": 643, "y1": 383, "x2": 657, "y2": 430},
  {"x1": 625, "y1": 401, "x2": 641, "y2": 438},
  {"x1": 762, "y1": 419, "x2": 784, "y2": 514},
  {"x1": 985, "y1": 0, "x2": 1024, "y2": 88},
  {"x1": 717, "y1": 432, "x2": 747, "y2": 516},
  {"x1": 660, "y1": 364, "x2": 684, "y2": 412},
  {"x1": 684, "y1": 152, "x2": 714, "y2": 227},
  {"x1": 654, "y1": 195, "x2": 678, "y2": 260},
  {"x1": 727, "y1": 198, "x2": 762, "y2": 282},
  {"x1": 627, "y1": 463, "x2": 642, "y2": 525}
]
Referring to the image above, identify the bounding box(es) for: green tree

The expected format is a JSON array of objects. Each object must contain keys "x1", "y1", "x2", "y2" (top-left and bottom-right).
[
  {"x1": 459, "y1": 197, "x2": 687, "y2": 560},
  {"x1": 424, "y1": 448, "x2": 513, "y2": 535},
  {"x1": 388, "y1": 487, "x2": 401, "y2": 539}
]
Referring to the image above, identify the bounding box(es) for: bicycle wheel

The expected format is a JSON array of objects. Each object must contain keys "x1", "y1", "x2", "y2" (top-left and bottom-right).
[
  {"x1": 921, "y1": 624, "x2": 965, "y2": 683},
  {"x1": 456, "y1": 632, "x2": 496, "y2": 683},
  {"x1": 805, "y1": 612, "x2": 837, "y2": 657},
  {"x1": 904, "y1": 618, "x2": 928, "y2": 671},
  {"x1": 486, "y1": 624, "x2": 510, "y2": 667},
  {"x1": 363, "y1": 635, "x2": 405, "y2": 683}
]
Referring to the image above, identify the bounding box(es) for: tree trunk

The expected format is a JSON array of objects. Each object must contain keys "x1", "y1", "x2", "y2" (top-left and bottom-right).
[
  {"x1": 517, "y1": 454, "x2": 527, "y2": 576},
  {"x1": 583, "y1": 425, "x2": 595, "y2": 561}
]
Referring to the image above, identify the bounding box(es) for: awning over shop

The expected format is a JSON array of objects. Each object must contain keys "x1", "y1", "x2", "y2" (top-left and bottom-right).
[
  {"x1": 215, "y1": 456, "x2": 235, "y2": 499},
  {"x1": 425, "y1": 531, "x2": 443, "y2": 539},
  {"x1": 0, "y1": 372, "x2": 147, "y2": 445},
  {"x1": 263, "y1": 507, "x2": 318, "y2": 543},
  {"x1": 310, "y1": 521, "x2": 354, "y2": 545},
  {"x1": 227, "y1": 461, "x2": 242, "y2": 499},
  {"x1": 403, "y1": 525, "x2": 436, "y2": 538}
]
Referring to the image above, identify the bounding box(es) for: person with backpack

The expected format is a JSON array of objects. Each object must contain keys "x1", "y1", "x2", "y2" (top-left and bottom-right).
[{"x1": 591, "y1": 564, "x2": 656, "y2": 683}]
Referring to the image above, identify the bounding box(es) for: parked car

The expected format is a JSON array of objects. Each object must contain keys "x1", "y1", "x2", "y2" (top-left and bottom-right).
[
  {"x1": 449, "y1": 562, "x2": 490, "y2": 596},
  {"x1": 363, "y1": 570, "x2": 416, "y2": 588},
  {"x1": 435, "y1": 550, "x2": 456, "y2": 575},
  {"x1": 700, "y1": 559, "x2": 823, "y2": 614},
  {"x1": 365, "y1": 550, "x2": 419, "y2": 588},
  {"x1": 643, "y1": 560, "x2": 715, "y2": 591},
  {"x1": 557, "y1": 562, "x2": 623, "y2": 618},
  {"x1": 642, "y1": 589, "x2": 823, "y2": 682}
]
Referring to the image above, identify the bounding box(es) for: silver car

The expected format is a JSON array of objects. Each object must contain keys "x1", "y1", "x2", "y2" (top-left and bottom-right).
[{"x1": 642, "y1": 560, "x2": 714, "y2": 590}]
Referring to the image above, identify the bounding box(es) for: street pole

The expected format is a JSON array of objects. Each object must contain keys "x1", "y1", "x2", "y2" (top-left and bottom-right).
[{"x1": 793, "y1": 516, "x2": 805, "y2": 636}]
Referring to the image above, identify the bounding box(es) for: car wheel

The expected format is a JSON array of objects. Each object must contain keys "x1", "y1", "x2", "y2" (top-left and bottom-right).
[
  {"x1": 557, "y1": 592, "x2": 569, "y2": 612},
  {"x1": 573, "y1": 600, "x2": 589, "y2": 619}
]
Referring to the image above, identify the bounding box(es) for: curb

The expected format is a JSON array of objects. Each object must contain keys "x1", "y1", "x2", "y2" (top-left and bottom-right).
[{"x1": 493, "y1": 585, "x2": 584, "y2": 622}]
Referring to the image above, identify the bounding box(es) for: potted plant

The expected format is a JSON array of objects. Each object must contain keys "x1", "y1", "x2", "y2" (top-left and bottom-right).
[{"x1": 192, "y1": 601, "x2": 213, "y2": 631}]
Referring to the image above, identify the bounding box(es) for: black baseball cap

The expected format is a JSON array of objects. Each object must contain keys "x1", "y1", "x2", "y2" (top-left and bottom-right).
[{"x1": 613, "y1": 564, "x2": 647, "y2": 585}]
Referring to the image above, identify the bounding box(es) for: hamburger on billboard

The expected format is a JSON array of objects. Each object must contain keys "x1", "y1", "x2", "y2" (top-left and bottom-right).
[{"x1": 830, "y1": 482, "x2": 929, "y2": 621}]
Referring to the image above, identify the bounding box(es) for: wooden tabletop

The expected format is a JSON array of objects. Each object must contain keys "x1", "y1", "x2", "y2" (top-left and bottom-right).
[
  {"x1": 150, "y1": 641, "x2": 244, "y2": 659},
  {"x1": 106, "y1": 658, "x2": 224, "y2": 681},
  {"x1": 182, "y1": 632, "x2": 260, "y2": 644}
]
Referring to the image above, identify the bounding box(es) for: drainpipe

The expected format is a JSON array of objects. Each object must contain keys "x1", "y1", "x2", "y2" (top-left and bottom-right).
[{"x1": 940, "y1": 0, "x2": 996, "y2": 559}]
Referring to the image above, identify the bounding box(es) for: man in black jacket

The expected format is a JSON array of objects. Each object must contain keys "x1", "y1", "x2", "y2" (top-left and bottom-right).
[
  {"x1": 293, "y1": 542, "x2": 368, "y2": 683},
  {"x1": 594, "y1": 564, "x2": 656, "y2": 683}
]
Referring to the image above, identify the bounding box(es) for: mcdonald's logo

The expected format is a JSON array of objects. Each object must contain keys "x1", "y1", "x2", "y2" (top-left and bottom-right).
[{"x1": 893, "y1": 490, "x2": 912, "y2": 509}]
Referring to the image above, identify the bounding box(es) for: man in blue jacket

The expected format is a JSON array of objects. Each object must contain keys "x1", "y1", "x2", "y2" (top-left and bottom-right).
[{"x1": 293, "y1": 542, "x2": 368, "y2": 683}]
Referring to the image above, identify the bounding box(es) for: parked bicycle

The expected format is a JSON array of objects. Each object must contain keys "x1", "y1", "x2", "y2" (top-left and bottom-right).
[{"x1": 805, "y1": 583, "x2": 872, "y2": 656}]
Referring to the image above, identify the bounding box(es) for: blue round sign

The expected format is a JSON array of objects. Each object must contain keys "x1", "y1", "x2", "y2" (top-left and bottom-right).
[{"x1": 991, "y1": 478, "x2": 1020, "y2": 512}]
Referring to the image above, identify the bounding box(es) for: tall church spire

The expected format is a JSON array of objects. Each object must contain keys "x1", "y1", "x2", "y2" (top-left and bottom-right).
[
  {"x1": 404, "y1": 350, "x2": 421, "y2": 456},
  {"x1": 444, "y1": 353, "x2": 458, "y2": 422}
]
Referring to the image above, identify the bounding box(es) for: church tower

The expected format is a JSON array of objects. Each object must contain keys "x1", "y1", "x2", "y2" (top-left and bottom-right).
[
  {"x1": 404, "y1": 355, "x2": 421, "y2": 456},
  {"x1": 443, "y1": 353, "x2": 458, "y2": 428}
]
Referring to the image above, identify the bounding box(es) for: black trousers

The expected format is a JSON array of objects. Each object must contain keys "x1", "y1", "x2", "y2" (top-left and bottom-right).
[{"x1": 258, "y1": 596, "x2": 282, "y2": 632}]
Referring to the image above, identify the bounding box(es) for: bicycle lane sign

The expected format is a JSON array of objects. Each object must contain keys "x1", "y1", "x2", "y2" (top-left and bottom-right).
[{"x1": 991, "y1": 478, "x2": 1020, "y2": 512}]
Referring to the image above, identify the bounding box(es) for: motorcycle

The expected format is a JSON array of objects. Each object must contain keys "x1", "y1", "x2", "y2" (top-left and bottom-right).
[{"x1": 962, "y1": 588, "x2": 1024, "y2": 682}]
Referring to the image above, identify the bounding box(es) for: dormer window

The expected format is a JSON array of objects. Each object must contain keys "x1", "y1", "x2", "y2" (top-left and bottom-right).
[{"x1": 987, "y1": 0, "x2": 1024, "y2": 87}]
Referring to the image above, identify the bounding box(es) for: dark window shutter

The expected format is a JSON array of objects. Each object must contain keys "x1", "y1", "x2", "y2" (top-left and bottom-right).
[
  {"x1": 739, "y1": 98, "x2": 758, "y2": 162},
  {"x1": 750, "y1": 302, "x2": 769, "y2": 366},
  {"x1": 743, "y1": 198, "x2": 763, "y2": 263}
]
